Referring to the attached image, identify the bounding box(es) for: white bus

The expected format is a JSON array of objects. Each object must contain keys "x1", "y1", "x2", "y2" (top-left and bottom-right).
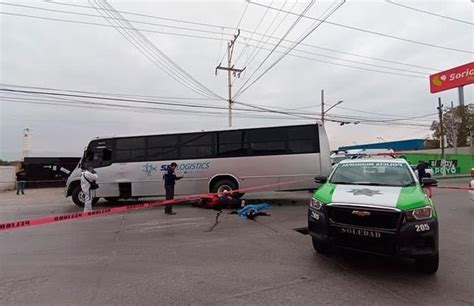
[{"x1": 65, "y1": 123, "x2": 331, "y2": 207}]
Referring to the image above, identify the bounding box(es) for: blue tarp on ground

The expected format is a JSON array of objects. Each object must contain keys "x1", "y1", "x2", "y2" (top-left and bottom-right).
[{"x1": 237, "y1": 203, "x2": 270, "y2": 218}]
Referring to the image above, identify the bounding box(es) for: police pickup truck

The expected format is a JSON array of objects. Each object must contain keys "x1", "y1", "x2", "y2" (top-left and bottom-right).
[{"x1": 308, "y1": 158, "x2": 439, "y2": 273}]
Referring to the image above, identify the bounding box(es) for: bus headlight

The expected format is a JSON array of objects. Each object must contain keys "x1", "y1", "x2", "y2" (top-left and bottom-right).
[
  {"x1": 310, "y1": 198, "x2": 323, "y2": 210},
  {"x1": 407, "y1": 206, "x2": 432, "y2": 221}
]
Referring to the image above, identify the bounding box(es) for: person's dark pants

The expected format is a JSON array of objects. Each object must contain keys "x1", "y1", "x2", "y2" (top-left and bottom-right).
[
  {"x1": 418, "y1": 173, "x2": 425, "y2": 183},
  {"x1": 16, "y1": 181, "x2": 26, "y2": 195},
  {"x1": 165, "y1": 185, "x2": 175, "y2": 213}
]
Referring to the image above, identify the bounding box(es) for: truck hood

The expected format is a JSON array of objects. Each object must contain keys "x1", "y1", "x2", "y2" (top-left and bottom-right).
[{"x1": 315, "y1": 183, "x2": 430, "y2": 210}]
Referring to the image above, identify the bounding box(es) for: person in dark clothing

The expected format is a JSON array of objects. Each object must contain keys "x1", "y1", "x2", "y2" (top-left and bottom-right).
[
  {"x1": 163, "y1": 162, "x2": 182, "y2": 215},
  {"x1": 16, "y1": 165, "x2": 26, "y2": 195},
  {"x1": 416, "y1": 160, "x2": 429, "y2": 182}
]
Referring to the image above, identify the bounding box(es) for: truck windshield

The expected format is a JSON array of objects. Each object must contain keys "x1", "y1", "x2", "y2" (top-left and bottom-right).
[{"x1": 330, "y1": 161, "x2": 415, "y2": 187}]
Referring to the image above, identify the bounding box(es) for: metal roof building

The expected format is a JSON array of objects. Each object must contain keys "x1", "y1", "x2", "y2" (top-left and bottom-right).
[{"x1": 338, "y1": 139, "x2": 425, "y2": 151}]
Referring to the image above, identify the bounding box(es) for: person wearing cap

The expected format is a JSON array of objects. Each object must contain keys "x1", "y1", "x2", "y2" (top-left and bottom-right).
[
  {"x1": 163, "y1": 162, "x2": 183, "y2": 215},
  {"x1": 81, "y1": 163, "x2": 98, "y2": 212}
]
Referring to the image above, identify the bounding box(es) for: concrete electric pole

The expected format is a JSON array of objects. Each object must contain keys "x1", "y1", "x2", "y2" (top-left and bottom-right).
[
  {"x1": 437, "y1": 98, "x2": 445, "y2": 159},
  {"x1": 321, "y1": 89, "x2": 343, "y2": 126},
  {"x1": 451, "y1": 101, "x2": 458, "y2": 154},
  {"x1": 215, "y1": 29, "x2": 245, "y2": 127},
  {"x1": 321, "y1": 89, "x2": 325, "y2": 125}
]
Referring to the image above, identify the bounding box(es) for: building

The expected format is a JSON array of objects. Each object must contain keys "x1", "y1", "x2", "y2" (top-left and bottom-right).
[{"x1": 339, "y1": 139, "x2": 425, "y2": 152}]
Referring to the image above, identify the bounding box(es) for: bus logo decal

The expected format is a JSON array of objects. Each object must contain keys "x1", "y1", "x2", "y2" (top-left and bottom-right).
[{"x1": 143, "y1": 163, "x2": 158, "y2": 176}]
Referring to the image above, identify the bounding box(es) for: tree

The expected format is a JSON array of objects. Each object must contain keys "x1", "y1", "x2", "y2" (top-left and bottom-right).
[
  {"x1": 0, "y1": 159, "x2": 10, "y2": 166},
  {"x1": 430, "y1": 104, "x2": 473, "y2": 148}
]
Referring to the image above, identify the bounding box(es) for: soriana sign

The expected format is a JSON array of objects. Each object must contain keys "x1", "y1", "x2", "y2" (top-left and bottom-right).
[{"x1": 429, "y1": 62, "x2": 474, "y2": 93}]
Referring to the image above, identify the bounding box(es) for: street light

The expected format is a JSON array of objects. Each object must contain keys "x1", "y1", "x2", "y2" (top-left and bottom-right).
[
  {"x1": 325, "y1": 100, "x2": 344, "y2": 114},
  {"x1": 322, "y1": 100, "x2": 343, "y2": 126}
]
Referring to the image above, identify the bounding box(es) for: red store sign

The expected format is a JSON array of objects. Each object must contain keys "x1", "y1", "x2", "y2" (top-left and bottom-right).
[{"x1": 429, "y1": 62, "x2": 474, "y2": 93}]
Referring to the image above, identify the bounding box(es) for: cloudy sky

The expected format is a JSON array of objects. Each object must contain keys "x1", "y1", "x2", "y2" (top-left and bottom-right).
[{"x1": 0, "y1": 0, "x2": 472, "y2": 160}]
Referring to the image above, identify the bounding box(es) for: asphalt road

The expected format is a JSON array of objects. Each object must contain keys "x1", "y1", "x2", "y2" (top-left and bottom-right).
[{"x1": 0, "y1": 179, "x2": 472, "y2": 305}]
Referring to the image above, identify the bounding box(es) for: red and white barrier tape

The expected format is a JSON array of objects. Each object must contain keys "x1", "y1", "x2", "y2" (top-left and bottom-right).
[{"x1": 0, "y1": 178, "x2": 310, "y2": 232}]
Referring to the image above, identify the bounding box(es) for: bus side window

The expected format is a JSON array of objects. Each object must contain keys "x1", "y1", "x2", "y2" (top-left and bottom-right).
[{"x1": 102, "y1": 148, "x2": 112, "y2": 162}]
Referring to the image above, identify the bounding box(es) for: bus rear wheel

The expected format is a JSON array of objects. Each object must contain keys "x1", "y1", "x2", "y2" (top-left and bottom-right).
[{"x1": 212, "y1": 179, "x2": 238, "y2": 196}]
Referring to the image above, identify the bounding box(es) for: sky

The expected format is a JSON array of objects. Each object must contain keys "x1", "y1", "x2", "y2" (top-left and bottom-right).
[{"x1": 0, "y1": 0, "x2": 472, "y2": 160}]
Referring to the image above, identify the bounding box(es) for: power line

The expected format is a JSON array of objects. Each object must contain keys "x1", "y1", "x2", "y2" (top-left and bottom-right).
[
  {"x1": 91, "y1": 0, "x2": 224, "y2": 100},
  {"x1": 238, "y1": 0, "x2": 298, "y2": 71},
  {"x1": 216, "y1": 1, "x2": 250, "y2": 67},
  {"x1": 0, "y1": 83, "x2": 220, "y2": 101},
  {"x1": 0, "y1": 2, "x2": 236, "y2": 37},
  {"x1": 233, "y1": 0, "x2": 318, "y2": 98},
  {"x1": 44, "y1": 0, "x2": 237, "y2": 30},
  {"x1": 0, "y1": 11, "x2": 227, "y2": 41},
  {"x1": 232, "y1": 0, "x2": 276, "y2": 67},
  {"x1": 247, "y1": 0, "x2": 473, "y2": 54},
  {"x1": 16, "y1": 0, "x2": 442, "y2": 71},
  {"x1": 385, "y1": 0, "x2": 474, "y2": 26},
  {"x1": 234, "y1": 1, "x2": 346, "y2": 98},
  {"x1": 0, "y1": 96, "x2": 313, "y2": 121},
  {"x1": 0, "y1": 88, "x2": 248, "y2": 112},
  {"x1": 0, "y1": 87, "x2": 318, "y2": 118},
  {"x1": 235, "y1": 0, "x2": 288, "y2": 67},
  {"x1": 236, "y1": 42, "x2": 426, "y2": 79},
  {"x1": 0, "y1": 8, "x2": 439, "y2": 75}
]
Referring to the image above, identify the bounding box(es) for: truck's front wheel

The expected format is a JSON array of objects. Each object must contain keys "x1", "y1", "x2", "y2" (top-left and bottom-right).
[{"x1": 312, "y1": 237, "x2": 330, "y2": 254}]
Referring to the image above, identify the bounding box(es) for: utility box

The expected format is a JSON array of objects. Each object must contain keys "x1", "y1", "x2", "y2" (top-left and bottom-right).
[{"x1": 0, "y1": 166, "x2": 16, "y2": 192}]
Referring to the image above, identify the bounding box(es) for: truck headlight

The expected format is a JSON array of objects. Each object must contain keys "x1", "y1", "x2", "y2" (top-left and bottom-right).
[
  {"x1": 407, "y1": 206, "x2": 432, "y2": 221},
  {"x1": 310, "y1": 198, "x2": 323, "y2": 210}
]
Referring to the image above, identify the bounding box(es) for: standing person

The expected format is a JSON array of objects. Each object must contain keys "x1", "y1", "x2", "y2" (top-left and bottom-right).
[
  {"x1": 16, "y1": 164, "x2": 26, "y2": 195},
  {"x1": 416, "y1": 160, "x2": 428, "y2": 183},
  {"x1": 81, "y1": 163, "x2": 98, "y2": 212},
  {"x1": 163, "y1": 162, "x2": 182, "y2": 215}
]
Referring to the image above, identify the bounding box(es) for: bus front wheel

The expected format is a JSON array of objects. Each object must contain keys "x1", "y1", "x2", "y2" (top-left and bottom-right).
[{"x1": 71, "y1": 185, "x2": 99, "y2": 207}]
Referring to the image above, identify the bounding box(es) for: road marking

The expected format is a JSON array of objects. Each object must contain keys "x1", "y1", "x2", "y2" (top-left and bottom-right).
[{"x1": 140, "y1": 222, "x2": 206, "y2": 232}]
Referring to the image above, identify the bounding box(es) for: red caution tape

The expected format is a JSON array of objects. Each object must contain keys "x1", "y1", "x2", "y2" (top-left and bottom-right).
[
  {"x1": 432, "y1": 186, "x2": 474, "y2": 191},
  {"x1": 0, "y1": 179, "x2": 311, "y2": 232}
]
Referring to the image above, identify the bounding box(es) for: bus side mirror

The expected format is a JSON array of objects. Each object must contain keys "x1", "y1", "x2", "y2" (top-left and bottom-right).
[
  {"x1": 314, "y1": 176, "x2": 328, "y2": 184},
  {"x1": 422, "y1": 178, "x2": 438, "y2": 187}
]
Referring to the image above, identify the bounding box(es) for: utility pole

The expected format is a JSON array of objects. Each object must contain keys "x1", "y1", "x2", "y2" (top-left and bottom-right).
[
  {"x1": 320, "y1": 89, "x2": 343, "y2": 127},
  {"x1": 458, "y1": 85, "x2": 465, "y2": 106},
  {"x1": 437, "y1": 97, "x2": 445, "y2": 159},
  {"x1": 215, "y1": 29, "x2": 245, "y2": 127},
  {"x1": 451, "y1": 101, "x2": 458, "y2": 154},
  {"x1": 321, "y1": 89, "x2": 325, "y2": 125}
]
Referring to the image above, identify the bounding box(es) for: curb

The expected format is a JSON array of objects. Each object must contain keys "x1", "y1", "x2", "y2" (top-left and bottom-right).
[{"x1": 434, "y1": 175, "x2": 471, "y2": 180}]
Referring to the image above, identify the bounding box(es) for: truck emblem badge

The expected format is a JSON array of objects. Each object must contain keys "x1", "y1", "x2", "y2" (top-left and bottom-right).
[
  {"x1": 352, "y1": 210, "x2": 371, "y2": 217},
  {"x1": 348, "y1": 188, "x2": 382, "y2": 197}
]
